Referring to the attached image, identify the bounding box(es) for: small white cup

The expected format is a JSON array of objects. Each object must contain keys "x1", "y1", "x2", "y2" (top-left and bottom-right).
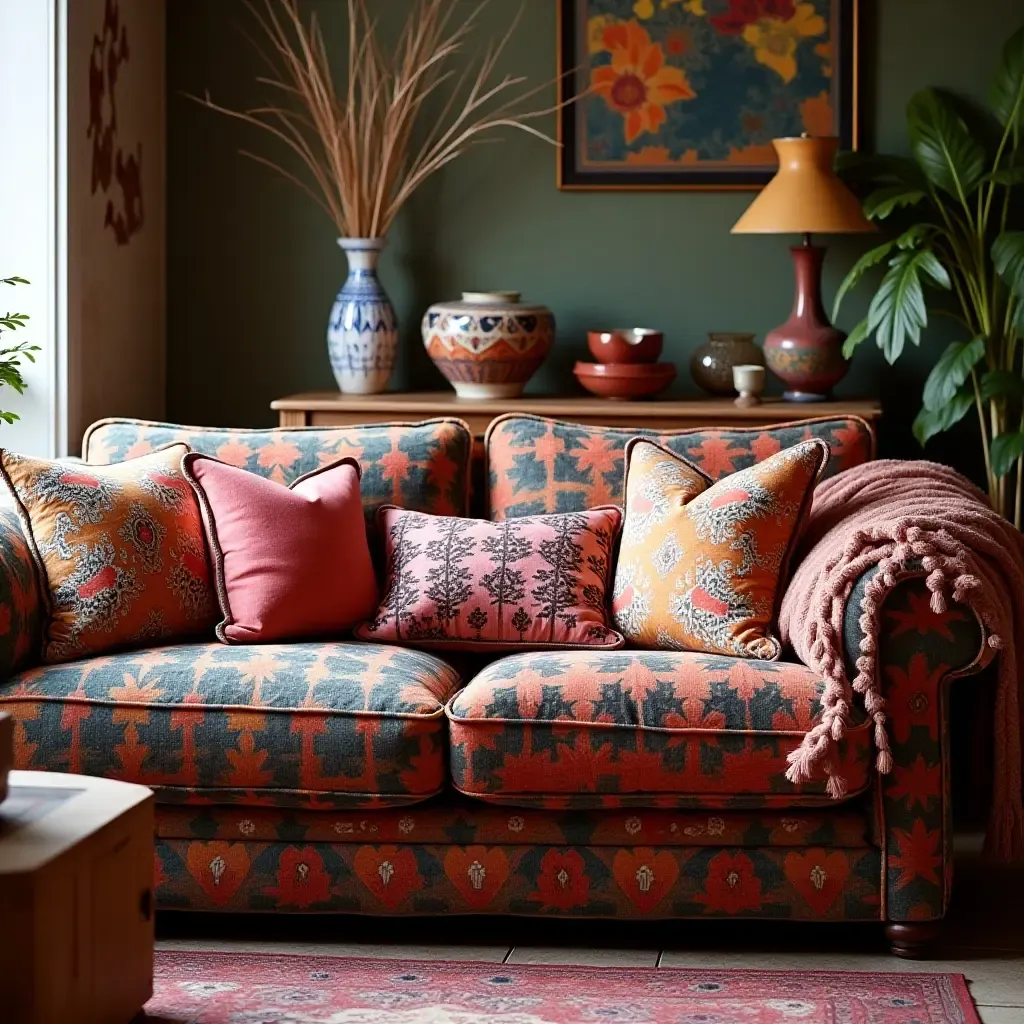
[{"x1": 733, "y1": 364, "x2": 766, "y2": 407}]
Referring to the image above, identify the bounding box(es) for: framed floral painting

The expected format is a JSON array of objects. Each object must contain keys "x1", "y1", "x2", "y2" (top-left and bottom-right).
[{"x1": 557, "y1": 0, "x2": 858, "y2": 190}]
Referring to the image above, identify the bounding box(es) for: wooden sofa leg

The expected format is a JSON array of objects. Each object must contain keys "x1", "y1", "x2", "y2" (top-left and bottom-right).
[{"x1": 885, "y1": 922, "x2": 942, "y2": 959}]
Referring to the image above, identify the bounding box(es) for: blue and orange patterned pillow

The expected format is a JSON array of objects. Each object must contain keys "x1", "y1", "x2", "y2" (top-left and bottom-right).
[{"x1": 1, "y1": 444, "x2": 216, "y2": 663}]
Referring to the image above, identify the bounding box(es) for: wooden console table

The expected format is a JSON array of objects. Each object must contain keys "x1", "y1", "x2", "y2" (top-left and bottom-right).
[{"x1": 272, "y1": 391, "x2": 882, "y2": 437}]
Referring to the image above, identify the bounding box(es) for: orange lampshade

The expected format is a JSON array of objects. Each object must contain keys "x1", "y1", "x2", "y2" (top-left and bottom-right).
[{"x1": 732, "y1": 136, "x2": 875, "y2": 235}]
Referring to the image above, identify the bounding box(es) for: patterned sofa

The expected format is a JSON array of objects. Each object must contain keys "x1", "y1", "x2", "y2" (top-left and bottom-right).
[{"x1": 0, "y1": 414, "x2": 985, "y2": 957}]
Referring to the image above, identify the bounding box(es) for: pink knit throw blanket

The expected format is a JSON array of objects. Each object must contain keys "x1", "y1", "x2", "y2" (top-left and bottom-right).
[{"x1": 779, "y1": 459, "x2": 1024, "y2": 861}]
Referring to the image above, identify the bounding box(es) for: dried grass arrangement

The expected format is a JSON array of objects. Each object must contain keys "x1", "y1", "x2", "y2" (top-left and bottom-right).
[{"x1": 200, "y1": 0, "x2": 559, "y2": 240}]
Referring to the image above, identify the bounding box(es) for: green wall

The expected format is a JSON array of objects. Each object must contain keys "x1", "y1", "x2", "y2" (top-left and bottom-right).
[{"x1": 167, "y1": 0, "x2": 1023, "y2": 473}]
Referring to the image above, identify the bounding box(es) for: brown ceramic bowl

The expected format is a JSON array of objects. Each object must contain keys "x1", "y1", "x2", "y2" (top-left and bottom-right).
[
  {"x1": 574, "y1": 361, "x2": 676, "y2": 400},
  {"x1": 587, "y1": 329, "x2": 664, "y2": 365}
]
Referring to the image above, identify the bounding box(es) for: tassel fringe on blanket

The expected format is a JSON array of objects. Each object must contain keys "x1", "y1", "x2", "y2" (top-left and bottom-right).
[{"x1": 778, "y1": 459, "x2": 1024, "y2": 861}]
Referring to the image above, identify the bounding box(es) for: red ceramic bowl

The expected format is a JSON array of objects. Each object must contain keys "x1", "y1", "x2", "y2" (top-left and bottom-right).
[
  {"x1": 587, "y1": 329, "x2": 663, "y2": 365},
  {"x1": 574, "y1": 361, "x2": 676, "y2": 400}
]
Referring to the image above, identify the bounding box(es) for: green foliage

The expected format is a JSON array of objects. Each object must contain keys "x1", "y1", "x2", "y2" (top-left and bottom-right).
[
  {"x1": 922, "y1": 337, "x2": 986, "y2": 411},
  {"x1": 832, "y1": 241, "x2": 896, "y2": 321},
  {"x1": 863, "y1": 185, "x2": 927, "y2": 221},
  {"x1": 906, "y1": 89, "x2": 986, "y2": 199},
  {"x1": 992, "y1": 430, "x2": 1024, "y2": 477},
  {"x1": 866, "y1": 250, "x2": 950, "y2": 363},
  {"x1": 0, "y1": 277, "x2": 39, "y2": 425},
  {"x1": 841, "y1": 317, "x2": 870, "y2": 360},
  {"x1": 982, "y1": 369, "x2": 1024, "y2": 403},
  {"x1": 913, "y1": 386, "x2": 974, "y2": 446},
  {"x1": 993, "y1": 231, "x2": 1024, "y2": 298},
  {"x1": 834, "y1": 22, "x2": 1024, "y2": 524},
  {"x1": 991, "y1": 24, "x2": 1024, "y2": 131}
]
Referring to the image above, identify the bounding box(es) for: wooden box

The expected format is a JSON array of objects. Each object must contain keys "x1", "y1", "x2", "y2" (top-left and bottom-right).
[
  {"x1": 0, "y1": 771, "x2": 155, "y2": 1024},
  {"x1": 0, "y1": 712, "x2": 11, "y2": 804}
]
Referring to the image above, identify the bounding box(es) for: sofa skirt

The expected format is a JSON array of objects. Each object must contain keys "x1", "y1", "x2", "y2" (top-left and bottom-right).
[{"x1": 154, "y1": 799, "x2": 883, "y2": 920}]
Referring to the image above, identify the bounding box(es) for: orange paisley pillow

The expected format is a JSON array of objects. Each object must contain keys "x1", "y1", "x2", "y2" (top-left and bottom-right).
[
  {"x1": 0, "y1": 444, "x2": 217, "y2": 663},
  {"x1": 612, "y1": 437, "x2": 829, "y2": 659}
]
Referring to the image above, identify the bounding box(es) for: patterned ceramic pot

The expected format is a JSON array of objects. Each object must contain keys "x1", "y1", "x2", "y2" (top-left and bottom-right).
[
  {"x1": 327, "y1": 238, "x2": 398, "y2": 394},
  {"x1": 689, "y1": 333, "x2": 764, "y2": 396},
  {"x1": 422, "y1": 291, "x2": 555, "y2": 399}
]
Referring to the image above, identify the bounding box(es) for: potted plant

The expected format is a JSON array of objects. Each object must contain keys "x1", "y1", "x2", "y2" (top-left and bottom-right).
[
  {"x1": 835, "y1": 24, "x2": 1024, "y2": 525},
  {"x1": 201, "y1": 0, "x2": 558, "y2": 396},
  {"x1": 0, "y1": 277, "x2": 39, "y2": 424}
]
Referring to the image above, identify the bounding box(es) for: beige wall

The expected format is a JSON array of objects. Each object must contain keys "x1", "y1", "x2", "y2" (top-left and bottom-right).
[{"x1": 68, "y1": 0, "x2": 165, "y2": 452}]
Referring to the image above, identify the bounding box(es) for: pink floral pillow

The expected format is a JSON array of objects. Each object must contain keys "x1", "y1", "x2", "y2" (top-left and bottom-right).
[{"x1": 355, "y1": 507, "x2": 624, "y2": 650}]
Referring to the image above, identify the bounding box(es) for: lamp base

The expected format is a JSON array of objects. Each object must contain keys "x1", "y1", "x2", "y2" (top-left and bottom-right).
[
  {"x1": 763, "y1": 243, "x2": 848, "y2": 402},
  {"x1": 783, "y1": 389, "x2": 830, "y2": 403}
]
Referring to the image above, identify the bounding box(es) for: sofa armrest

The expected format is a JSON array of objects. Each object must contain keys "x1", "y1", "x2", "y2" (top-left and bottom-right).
[
  {"x1": 842, "y1": 567, "x2": 986, "y2": 923},
  {"x1": 0, "y1": 505, "x2": 41, "y2": 678}
]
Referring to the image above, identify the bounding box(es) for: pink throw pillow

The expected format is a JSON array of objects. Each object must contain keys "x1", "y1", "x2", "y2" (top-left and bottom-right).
[
  {"x1": 183, "y1": 454, "x2": 378, "y2": 644},
  {"x1": 355, "y1": 506, "x2": 624, "y2": 650}
]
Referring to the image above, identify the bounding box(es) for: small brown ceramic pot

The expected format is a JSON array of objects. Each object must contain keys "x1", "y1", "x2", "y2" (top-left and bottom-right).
[
  {"x1": 690, "y1": 332, "x2": 765, "y2": 396},
  {"x1": 587, "y1": 329, "x2": 663, "y2": 365}
]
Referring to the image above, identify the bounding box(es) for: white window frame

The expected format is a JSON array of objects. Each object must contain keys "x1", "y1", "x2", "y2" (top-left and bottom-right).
[{"x1": 0, "y1": 0, "x2": 69, "y2": 458}]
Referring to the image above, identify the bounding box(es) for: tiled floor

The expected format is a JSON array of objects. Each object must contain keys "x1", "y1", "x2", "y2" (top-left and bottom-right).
[{"x1": 157, "y1": 842, "x2": 1024, "y2": 1023}]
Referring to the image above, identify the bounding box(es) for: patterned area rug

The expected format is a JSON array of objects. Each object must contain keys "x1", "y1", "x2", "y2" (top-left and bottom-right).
[{"x1": 145, "y1": 951, "x2": 981, "y2": 1023}]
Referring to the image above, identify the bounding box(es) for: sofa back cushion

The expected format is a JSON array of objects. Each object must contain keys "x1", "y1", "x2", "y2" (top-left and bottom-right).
[
  {"x1": 83, "y1": 418, "x2": 474, "y2": 525},
  {"x1": 486, "y1": 414, "x2": 874, "y2": 520}
]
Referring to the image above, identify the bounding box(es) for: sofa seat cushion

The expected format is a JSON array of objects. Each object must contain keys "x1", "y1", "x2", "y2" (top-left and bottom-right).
[
  {"x1": 2, "y1": 641, "x2": 461, "y2": 809},
  {"x1": 447, "y1": 651, "x2": 872, "y2": 809}
]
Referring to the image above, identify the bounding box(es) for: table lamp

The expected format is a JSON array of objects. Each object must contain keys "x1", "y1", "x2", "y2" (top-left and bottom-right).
[{"x1": 732, "y1": 135, "x2": 875, "y2": 402}]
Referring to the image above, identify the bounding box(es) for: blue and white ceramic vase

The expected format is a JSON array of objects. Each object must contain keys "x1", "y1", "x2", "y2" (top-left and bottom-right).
[{"x1": 327, "y1": 237, "x2": 398, "y2": 394}]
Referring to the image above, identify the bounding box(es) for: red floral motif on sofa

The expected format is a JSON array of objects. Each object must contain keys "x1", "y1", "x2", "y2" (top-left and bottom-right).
[
  {"x1": 696, "y1": 851, "x2": 763, "y2": 913},
  {"x1": 184, "y1": 841, "x2": 251, "y2": 907},
  {"x1": 783, "y1": 849, "x2": 849, "y2": 915},
  {"x1": 266, "y1": 846, "x2": 331, "y2": 909},
  {"x1": 353, "y1": 845, "x2": 423, "y2": 910},
  {"x1": 531, "y1": 849, "x2": 591, "y2": 911},
  {"x1": 612, "y1": 848, "x2": 679, "y2": 914},
  {"x1": 444, "y1": 846, "x2": 511, "y2": 909},
  {"x1": 890, "y1": 821, "x2": 942, "y2": 891}
]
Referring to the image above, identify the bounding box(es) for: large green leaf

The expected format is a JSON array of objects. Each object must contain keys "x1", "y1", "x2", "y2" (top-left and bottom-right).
[
  {"x1": 991, "y1": 24, "x2": 1024, "y2": 130},
  {"x1": 842, "y1": 317, "x2": 871, "y2": 359},
  {"x1": 907, "y1": 89, "x2": 987, "y2": 199},
  {"x1": 922, "y1": 337, "x2": 986, "y2": 412},
  {"x1": 983, "y1": 165, "x2": 1024, "y2": 186},
  {"x1": 863, "y1": 185, "x2": 927, "y2": 220},
  {"x1": 993, "y1": 231, "x2": 1024, "y2": 301},
  {"x1": 981, "y1": 368, "x2": 1024, "y2": 403},
  {"x1": 868, "y1": 250, "x2": 948, "y2": 363},
  {"x1": 992, "y1": 430, "x2": 1024, "y2": 478},
  {"x1": 896, "y1": 223, "x2": 938, "y2": 250},
  {"x1": 916, "y1": 250, "x2": 952, "y2": 290},
  {"x1": 836, "y1": 151, "x2": 927, "y2": 189},
  {"x1": 913, "y1": 384, "x2": 974, "y2": 446},
  {"x1": 832, "y1": 240, "x2": 896, "y2": 320}
]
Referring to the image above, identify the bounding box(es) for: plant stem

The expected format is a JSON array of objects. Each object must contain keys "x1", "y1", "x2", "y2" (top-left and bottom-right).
[
  {"x1": 1016, "y1": 452, "x2": 1023, "y2": 529},
  {"x1": 972, "y1": 368, "x2": 996, "y2": 505},
  {"x1": 982, "y1": 87, "x2": 1023, "y2": 227}
]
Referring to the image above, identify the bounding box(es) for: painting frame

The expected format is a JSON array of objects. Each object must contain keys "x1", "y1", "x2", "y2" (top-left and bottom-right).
[{"x1": 557, "y1": 0, "x2": 859, "y2": 191}]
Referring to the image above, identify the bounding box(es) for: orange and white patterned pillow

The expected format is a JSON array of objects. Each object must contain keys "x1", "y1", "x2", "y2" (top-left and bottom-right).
[
  {"x1": 612, "y1": 437, "x2": 829, "y2": 659},
  {"x1": 0, "y1": 444, "x2": 217, "y2": 663}
]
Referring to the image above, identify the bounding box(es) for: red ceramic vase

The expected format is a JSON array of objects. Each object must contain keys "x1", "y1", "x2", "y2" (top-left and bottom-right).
[{"x1": 763, "y1": 244, "x2": 848, "y2": 402}]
